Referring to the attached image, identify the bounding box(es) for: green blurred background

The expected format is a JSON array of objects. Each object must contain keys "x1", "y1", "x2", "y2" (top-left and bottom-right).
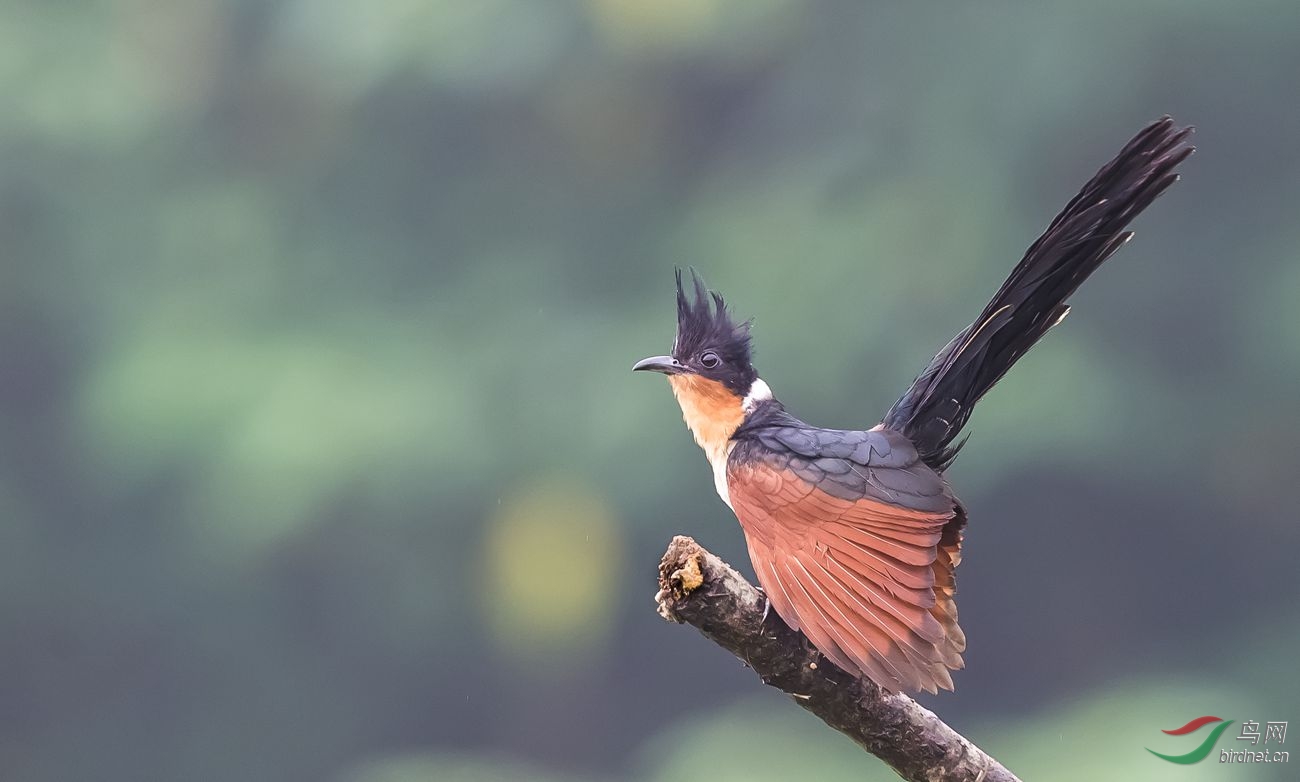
[{"x1": 3, "y1": 1, "x2": 1298, "y2": 780}]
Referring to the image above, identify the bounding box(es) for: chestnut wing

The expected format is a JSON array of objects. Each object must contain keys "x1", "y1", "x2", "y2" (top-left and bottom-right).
[{"x1": 727, "y1": 426, "x2": 966, "y2": 693}]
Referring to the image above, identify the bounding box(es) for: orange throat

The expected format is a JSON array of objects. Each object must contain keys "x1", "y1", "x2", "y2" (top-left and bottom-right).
[{"x1": 667, "y1": 375, "x2": 745, "y2": 468}]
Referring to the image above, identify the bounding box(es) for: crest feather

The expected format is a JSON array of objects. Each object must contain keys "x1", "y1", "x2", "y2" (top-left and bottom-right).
[{"x1": 672, "y1": 269, "x2": 755, "y2": 392}]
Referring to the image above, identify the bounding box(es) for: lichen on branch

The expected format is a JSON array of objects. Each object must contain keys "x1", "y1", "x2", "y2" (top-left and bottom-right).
[{"x1": 655, "y1": 535, "x2": 1021, "y2": 782}]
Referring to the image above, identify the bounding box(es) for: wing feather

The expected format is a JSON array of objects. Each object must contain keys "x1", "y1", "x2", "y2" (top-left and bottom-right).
[
  {"x1": 780, "y1": 554, "x2": 916, "y2": 690},
  {"x1": 729, "y1": 454, "x2": 966, "y2": 693}
]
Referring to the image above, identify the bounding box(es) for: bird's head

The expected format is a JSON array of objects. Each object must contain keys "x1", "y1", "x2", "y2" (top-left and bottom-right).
[{"x1": 634, "y1": 270, "x2": 770, "y2": 456}]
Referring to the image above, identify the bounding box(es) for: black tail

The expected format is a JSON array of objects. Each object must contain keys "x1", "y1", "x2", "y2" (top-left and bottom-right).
[{"x1": 882, "y1": 117, "x2": 1194, "y2": 471}]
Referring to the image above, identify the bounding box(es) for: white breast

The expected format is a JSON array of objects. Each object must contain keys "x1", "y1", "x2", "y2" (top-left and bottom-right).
[{"x1": 708, "y1": 441, "x2": 734, "y2": 510}]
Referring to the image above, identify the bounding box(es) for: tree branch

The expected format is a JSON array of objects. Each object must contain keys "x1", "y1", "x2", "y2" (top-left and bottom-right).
[{"x1": 655, "y1": 535, "x2": 1020, "y2": 782}]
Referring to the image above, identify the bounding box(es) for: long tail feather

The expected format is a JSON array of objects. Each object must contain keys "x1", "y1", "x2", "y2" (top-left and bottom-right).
[{"x1": 882, "y1": 117, "x2": 1194, "y2": 470}]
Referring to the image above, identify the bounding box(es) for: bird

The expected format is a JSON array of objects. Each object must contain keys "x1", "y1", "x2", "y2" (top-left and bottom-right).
[{"x1": 633, "y1": 117, "x2": 1193, "y2": 694}]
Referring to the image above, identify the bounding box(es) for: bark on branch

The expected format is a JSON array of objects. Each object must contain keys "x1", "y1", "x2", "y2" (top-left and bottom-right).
[{"x1": 655, "y1": 535, "x2": 1020, "y2": 782}]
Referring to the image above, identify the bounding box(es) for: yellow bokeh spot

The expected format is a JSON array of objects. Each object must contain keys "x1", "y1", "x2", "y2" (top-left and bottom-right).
[
  {"x1": 483, "y1": 478, "x2": 623, "y2": 666},
  {"x1": 585, "y1": 0, "x2": 722, "y2": 51}
]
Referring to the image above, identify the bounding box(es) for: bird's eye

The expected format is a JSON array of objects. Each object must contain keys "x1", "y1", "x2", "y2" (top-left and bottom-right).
[{"x1": 700, "y1": 351, "x2": 721, "y2": 369}]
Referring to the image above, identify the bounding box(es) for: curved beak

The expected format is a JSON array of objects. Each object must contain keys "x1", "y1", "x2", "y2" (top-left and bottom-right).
[{"x1": 632, "y1": 355, "x2": 687, "y2": 375}]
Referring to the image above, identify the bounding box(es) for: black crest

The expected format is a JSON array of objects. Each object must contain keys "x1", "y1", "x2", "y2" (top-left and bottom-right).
[{"x1": 673, "y1": 269, "x2": 757, "y2": 393}]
